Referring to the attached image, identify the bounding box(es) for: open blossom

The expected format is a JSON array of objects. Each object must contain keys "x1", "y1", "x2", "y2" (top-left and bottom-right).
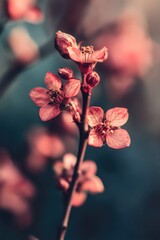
[
  {"x1": 29, "y1": 72, "x2": 81, "y2": 121},
  {"x1": 53, "y1": 153, "x2": 104, "y2": 207},
  {"x1": 87, "y1": 107, "x2": 131, "y2": 149},
  {"x1": 55, "y1": 31, "x2": 108, "y2": 74}
]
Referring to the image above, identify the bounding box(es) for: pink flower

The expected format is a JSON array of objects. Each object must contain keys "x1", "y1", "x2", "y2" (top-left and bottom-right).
[
  {"x1": 53, "y1": 153, "x2": 104, "y2": 207},
  {"x1": 87, "y1": 107, "x2": 131, "y2": 149},
  {"x1": 68, "y1": 45, "x2": 108, "y2": 74},
  {"x1": 55, "y1": 31, "x2": 108, "y2": 74},
  {"x1": 6, "y1": 0, "x2": 44, "y2": 23},
  {"x1": 29, "y1": 72, "x2": 81, "y2": 121}
]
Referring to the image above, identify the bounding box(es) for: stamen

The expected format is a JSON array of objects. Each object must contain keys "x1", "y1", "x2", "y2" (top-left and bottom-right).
[
  {"x1": 81, "y1": 46, "x2": 94, "y2": 62},
  {"x1": 81, "y1": 46, "x2": 94, "y2": 54},
  {"x1": 47, "y1": 89, "x2": 64, "y2": 106}
]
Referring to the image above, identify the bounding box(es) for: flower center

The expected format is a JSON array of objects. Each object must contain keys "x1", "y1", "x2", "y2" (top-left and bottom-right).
[
  {"x1": 80, "y1": 46, "x2": 94, "y2": 62},
  {"x1": 94, "y1": 123, "x2": 108, "y2": 141},
  {"x1": 94, "y1": 121, "x2": 117, "y2": 140},
  {"x1": 47, "y1": 89, "x2": 64, "y2": 107}
]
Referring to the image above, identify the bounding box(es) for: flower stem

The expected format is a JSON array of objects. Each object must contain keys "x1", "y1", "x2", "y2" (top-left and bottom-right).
[{"x1": 58, "y1": 74, "x2": 91, "y2": 240}]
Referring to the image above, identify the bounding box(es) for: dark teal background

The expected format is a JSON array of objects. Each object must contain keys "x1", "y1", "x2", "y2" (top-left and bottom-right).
[{"x1": 1, "y1": 0, "x2": 160, "y2": 239}]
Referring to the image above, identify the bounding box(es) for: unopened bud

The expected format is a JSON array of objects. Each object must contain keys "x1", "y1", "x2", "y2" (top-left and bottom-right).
[
  {"x1": 58, "y1": 68, "x2": 74, "y2": 80},
  {"x1": 55, "y1": 31, "x2": 77, "y2": 58},
  {"x1": 86, "y1": 71, "x2": 100, "y2": 88}
]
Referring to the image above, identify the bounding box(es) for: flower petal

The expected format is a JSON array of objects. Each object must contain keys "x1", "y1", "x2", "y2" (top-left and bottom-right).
[
  {"x1": 44, "y1": 72, "x2": 62, "y2": 90},
  {"x1": 81, "y1": 161, "x2": 97, "y2": 176},
  {"x1": 72, "y1": 192, "x2": 87, "y2": 207},
  {"x1": 92, "y1": 47, "x2": 108, "y2": 62},
  {"x1": 81, "y1": 176, "x2": 104, "y2": 194},
  {"x1": 55, "y1": 31, "x2": 77, "y2": 57},
  {"x1": 87, "y1": 106, "x2": 104, "y2": 127},
  {"x1": 63, "y1": 79, "x2": 80, "y2": 98},
  {"x1": 29, "y1": 87, "x2": 49, "y2": 106},
  {"x1": 67, "y1": 46, "x2": 83, "y2": 62},
  {"x1": 39, "y1": 105, "x2": 60, "y2": 121},
  {"x1": 88, "y1": 129, "x2": 103, "y2": 147},
  {"x1": 106, "y1": 128, "x2": 131, "y2": 149},
  {"x1": 106, "y1": 107, "x2": 129, "y2": 127}
]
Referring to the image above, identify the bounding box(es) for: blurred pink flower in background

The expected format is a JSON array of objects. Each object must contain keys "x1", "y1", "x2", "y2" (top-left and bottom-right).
[
  {"x1": 53, "y1": 153, "x2": 104, "y2": 207},
  {"x1": 95, "y1": 10, "x2": 153, "y2": 78},
  {"x1": 8, "y1": 27, "x2": 39, "y2": 64},
  {"x1": 93, "y1": 9, "x2": 153, "y2": 98},
  {"x1": 26, "y1": 127, "x2": 65, "y2": 172},
  {"x1": 87, "y1": 106, "x2": 131, "y2": 149},
  {"x1": 0, "y1": 149, "x2": 35, "y2": 227},
  {"x1": 6, "y1": 0, "x2": 44, "y2": 23}
]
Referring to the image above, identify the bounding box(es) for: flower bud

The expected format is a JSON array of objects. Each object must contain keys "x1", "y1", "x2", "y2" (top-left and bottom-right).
[
  {"x1": 58, "y1": 68, "x2": 74, "y2": 80},
  {"x1": 55, "y1": 31, "x2": 77, "y2": 58},
  {"x1": 86, "y1": 71, "x2": 100, "y2": 88}
]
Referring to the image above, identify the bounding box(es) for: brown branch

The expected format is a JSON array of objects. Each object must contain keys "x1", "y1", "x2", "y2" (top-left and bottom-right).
[{"x1": 58, "y1": 74, "x2": 91, "y2": 240}]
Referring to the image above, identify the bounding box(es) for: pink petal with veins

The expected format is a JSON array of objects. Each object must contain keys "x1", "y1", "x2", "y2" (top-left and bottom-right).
[
  {"x1": 106, "y1": 107, "x2": 129, "y2": 127},
  {"x1": 72, "y1": 192, "x2": 87, "y2": 207},
  {"x1": 87, "y1": 106, "x2": 104, "y2": 127},
  {"x1": 39, "y1": 105, "x2": 60, "y2": 121},
  {"x1": 88, "y1": 129, "x2": 103, "y2": 147},
  {"x1": 106, "y1": 128, "x2": 131, "y2": 149},
  {"x1": 44, "y1": 72, "x2": 62, "y2": 90},
  {"x1": 63, "y1": 79, "x2": 80, "y2": 98},
  {"x1": 81, "y1": 176, "x2": 104, "y2": 194},
  {"x1": 29, "y1": 87, "x2": 49, "y2": 106},
  {"x1": 67, "y1": 47, "x2": 83, "y2": 62},
  {"x1": 92, "y1": 47, "x2": 108, "y2": 62}
]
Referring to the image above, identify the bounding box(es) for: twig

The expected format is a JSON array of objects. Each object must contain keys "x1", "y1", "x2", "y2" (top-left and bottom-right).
[{"x1": 58, "y1": 74, "x2": 91, "y2": 240}]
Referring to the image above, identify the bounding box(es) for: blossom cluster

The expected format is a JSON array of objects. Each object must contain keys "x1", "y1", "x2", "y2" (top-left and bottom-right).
[{"x1": 29, "y1": 31, "x2": 131, "y2": 206}]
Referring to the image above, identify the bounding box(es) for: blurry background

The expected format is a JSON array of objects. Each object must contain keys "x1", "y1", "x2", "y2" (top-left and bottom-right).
[{"x1": 0, "y1": 0, "x2": 160, "y2": 239}]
